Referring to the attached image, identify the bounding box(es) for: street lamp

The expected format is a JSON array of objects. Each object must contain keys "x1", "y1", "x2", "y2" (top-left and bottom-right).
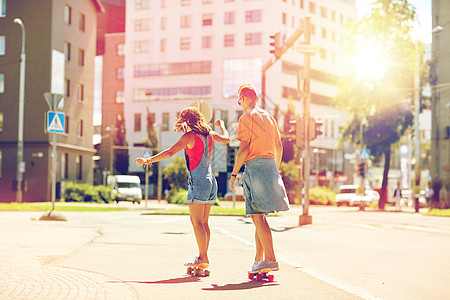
[{"x1": 14, "y1": 18, "x2": 26, "y2": 203}]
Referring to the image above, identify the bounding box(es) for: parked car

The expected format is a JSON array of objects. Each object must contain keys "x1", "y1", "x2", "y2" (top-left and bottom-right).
[
  {"x1": 107, "y1": 175, "x2": 142, "y2": 204},
  {"x1": 336, "y1": 185, "x2": 379, "y2": 209}
]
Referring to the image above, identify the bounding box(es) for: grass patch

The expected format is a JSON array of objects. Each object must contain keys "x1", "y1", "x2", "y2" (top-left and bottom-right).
[
  {"x1": 426, "y1": 209, "x2": 450, "y2": 217},
  {"x1": 143, "y1": 206, "x2": 247, "y2": 216},
  {"x1": 0, "y1": 203, "x2": 128, "y2": 212}
]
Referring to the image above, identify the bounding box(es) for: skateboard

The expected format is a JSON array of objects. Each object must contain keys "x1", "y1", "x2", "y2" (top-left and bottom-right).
[
  {"x1": 187, "y1": 263, "x2": 210, "y2": 277},
  {"x1": 248, "y1": 268, "x2": 274, "y2": 282}
]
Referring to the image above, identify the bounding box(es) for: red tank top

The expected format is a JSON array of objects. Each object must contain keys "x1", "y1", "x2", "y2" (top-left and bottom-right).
[{"x1": 185, "y1": 133, "x2": 213, "y2": 172}]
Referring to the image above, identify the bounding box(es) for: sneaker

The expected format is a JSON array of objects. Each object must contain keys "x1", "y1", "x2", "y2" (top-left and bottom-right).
[
  {"x1": 254, "y1": 260, "x2": 279, "y2": 272},
  {"x1": 248, "y1": 260, "x2": 262, "y2": 274},
  {"x1": 184, "y1": 256, "x2": 209, "y2": 268}
]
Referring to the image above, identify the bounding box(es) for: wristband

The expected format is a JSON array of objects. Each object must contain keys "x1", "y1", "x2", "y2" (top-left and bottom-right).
[{"x1": 231, "y1": 174, "x2": 237, "y2": 177}]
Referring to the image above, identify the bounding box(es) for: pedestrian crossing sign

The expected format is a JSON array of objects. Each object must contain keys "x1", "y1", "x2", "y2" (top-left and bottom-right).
[
  {"x1": 47, "y1": 111, "x2": 65, "y2": 134},
  {"x1": 360, "y1": 149, "x2": 370, "y2": 161}
]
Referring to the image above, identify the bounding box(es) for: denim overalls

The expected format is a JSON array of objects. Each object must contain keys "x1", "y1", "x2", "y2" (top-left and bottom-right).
[{"x1": 186, "y1": 133, "x2": 217, "y2": 204}]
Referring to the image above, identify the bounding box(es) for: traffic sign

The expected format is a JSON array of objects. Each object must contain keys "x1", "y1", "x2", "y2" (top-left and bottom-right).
[
  {"x1": 47, "y1": 111, "x2": 65, "y2": 133},
  {"x1": 360, "y1": 149, "x2": 370, "y2": 161}
]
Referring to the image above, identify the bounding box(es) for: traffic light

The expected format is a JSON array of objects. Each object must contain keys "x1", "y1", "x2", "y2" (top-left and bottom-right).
[
  {"x1": 295, "y1": 118, "x2": 305, "y2": 149},
  {"x1": 309, "y1": 118, "x2": 324, "y2": 141},
  {"x1": 269, "y1": 32, "x2": 283, "y2": 59},
  {"x1": 358, "y1": 163, "x2": 365, "y2": 176}
]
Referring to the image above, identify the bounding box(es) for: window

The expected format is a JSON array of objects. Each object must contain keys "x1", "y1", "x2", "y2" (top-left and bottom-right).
[
  {"x1": 161, "y1": 0, "x2": 167, "y2": 8},
  {"x1": 134, "y1": 61, "x2": 212, "y2": 77},
  {"x1": 160, "y1": 39, "x2": 166, "y2": 52},
  {"x1": 162, "y1": 112, "x2": 169, "y2": 131},
  {"x1": 64, "y1": 42, "x2": 71, "y2": 61},
  {"x1": 221, "y1": 110, "x2": 228, "y2": 127},
  {"x1": 282, "y1": 13, "x2": 286, "y2": 25},
  {"x1": 322, "y1": 28, "x2": 327, "y2": 39},
  {"x1": 161, "y1": 17, "x2": 167, "y2": 30},
  {"x1": 202, "y1": 36, "x2": 212, "y2": 48},
  {"x1": 134, "y1": 113, "x2": 141, "y2": 131},
  {"x1": 65, "y1": 115, "x2": 69, "y2": 133},
  {"x1": 61, "y1": 153, "x2": 68, "y2": 179},
  {"x1": 0, "y1": 73, "x2": 4, "y2": 93},
  {"x1": 135, "y1": 19, "x2": 150, "y2": 31},
  {"x1": 117, "y1": 43, "x2": 124, "y2": 56},
  {"x1": 224, "y1": 0, "x2": 234, "y2": 2},
  {"x1": 0, "y1": 0, "x2": 6, "y2": 17},
  {"x1": 115, "y1": 91, "x2": 124, "y2": 103},
  {"x1": 245, "y1": 10, "x2": 262, "y2": 23},
  {"x1": 180, "y1": 37, "x2": 191, "y2": 50},
  {"x1": 311, "y1": 24, "x2": 316, "y2": 35},
  {"x1": 65, "y1": 79, "x2": 70, "y2": 97},
  {"x1": 134, "y1": 40, "x2": 150, "y2": 53},
  {"x1": 245, "y1": 33, "x2": 262, "y2": 45},
  {"x1": 340, "y1": 14, "x2": 344, "y2": 25},
  {"x1": 224, "y1": 35, "x2": 234, "y2": 47},
  {"x1": 309, "y1": 1, "x2": 315, "y2": 14},
  {"x1": 77, "y1": 119, "x2": 83, "y2": 137},
  {"x1": 0, "y1": 36, "x2": 5, "y2": 55},
  {"x1": 77, "y1": 84, "x2": 84, "y2": 101},
  {"x1": 180, "y1": 15, "x2": 192, "y2": 28},
  {"x1": 78, "y1": 48, "x2": 85, "y2": 66},
  {"x1": 181, "y1": 0, "x2": 191, "y2": 6},
  {"x1": 300, "y1": 0, "x2": 304, "y2": 9},
  {"x1": 321, "y1": 6, "x2": 327, "y2": 18},
  {"x1": 203, "y1": 0, "x2": 212, "y2": 4},
  {"x1": 79, "y1": 13, "x2": 85, "y2": 31},
  {"x1": 76, "y1": 155, "x2": 82, "y2": 180},
  {"x1": 332, "y1": 31, "x2": 336, "y2": 42},
  {"x1": 116, "y1": 67, "x2": 124, "y2": 80},
  {"x1": 64, "y1": 5, "x2": 72, "y2": 24},
  {"x1": 134, "y1": 86, "x2": 211, "y2": 101},
  {"x1": 331, "y1": 10, "x2": 336, "y2": 22},
  {"x1": 320, "y1": 48, "x2": 326, "y2": 60},
  {"x1": 0, "y1": 112, "x2": 3, "y2": 132},
  {"x1": 202, "y1": 14, "x2": 213, "y2": 26},
  {"x1": 135, "y1": 0, "x2": 150, "y2": 10},
  {"x1": 224, "y1": 12, "x2": 235, "y2": 25}
]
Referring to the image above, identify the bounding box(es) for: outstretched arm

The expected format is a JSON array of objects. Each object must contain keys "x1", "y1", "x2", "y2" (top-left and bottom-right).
[
  {"x1": 133, "y1": 132, "x2": 193, "y2": 167},
  {"x1": 211, "y1": 119, "x2": 230, "y2": 144}
]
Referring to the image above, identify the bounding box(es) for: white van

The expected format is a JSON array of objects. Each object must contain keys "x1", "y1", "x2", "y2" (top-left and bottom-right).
[{"x1": 108, "y1": 175, "x2": 142, "y2": 204}]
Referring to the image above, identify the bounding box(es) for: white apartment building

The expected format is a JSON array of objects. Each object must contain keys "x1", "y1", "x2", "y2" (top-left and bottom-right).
[{"x1": 123, "y1": 0, "x2": 357, "y2": 194}]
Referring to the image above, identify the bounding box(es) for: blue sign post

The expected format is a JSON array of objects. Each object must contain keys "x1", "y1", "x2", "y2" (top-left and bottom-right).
[{"x1": 47, "y1": 111, "x2": 65, "y2": 134}]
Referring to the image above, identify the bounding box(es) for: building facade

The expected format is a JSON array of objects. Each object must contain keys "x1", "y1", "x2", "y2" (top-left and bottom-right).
[
  {"x1": 431, "y1": 0, "x2": 450, "y2": 186},
  {"x1": 122, "y1": 0, "x2": 356, "y2": 196},
  {"x1": 0, "y1": 0, "x2": 103, "y2": 202}
]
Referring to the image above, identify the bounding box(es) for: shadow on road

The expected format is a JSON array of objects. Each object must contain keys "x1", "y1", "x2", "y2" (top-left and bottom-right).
[
  {"x1": 107, "y1": 275, "x2": 201, "y2": 284},
  {"x1": 202, "y1": 281, "x2": 279, "y2": 291}
]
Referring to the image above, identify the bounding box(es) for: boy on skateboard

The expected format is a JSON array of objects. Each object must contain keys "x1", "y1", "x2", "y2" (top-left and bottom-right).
[
  {"x1": 229, "y1": 84, "x2": 290, "y2": 275},
  {"x1": 134, "y1": 107, "x2": 229, "y2": 271}
]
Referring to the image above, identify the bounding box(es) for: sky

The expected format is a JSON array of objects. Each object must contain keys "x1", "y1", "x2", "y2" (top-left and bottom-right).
[{"x1": 355, "y1": 0, "x2": 432, "y2": 44}]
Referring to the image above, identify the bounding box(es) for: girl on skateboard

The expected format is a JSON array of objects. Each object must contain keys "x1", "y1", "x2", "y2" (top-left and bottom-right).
[
  {"x1": 134, "y1": 107, "x2": 229, "y2": 268},
  {"x1": 229, "y1": 84, "x2": 289, "y2": 274}
]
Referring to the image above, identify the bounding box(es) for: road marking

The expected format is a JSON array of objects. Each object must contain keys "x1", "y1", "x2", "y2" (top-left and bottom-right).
[
  {"x1": 214, "y1": 225, "x2": 379, "y2": 300},
  {"x1": 151, "y1": 216, "x2": 185, "y2": 224}
]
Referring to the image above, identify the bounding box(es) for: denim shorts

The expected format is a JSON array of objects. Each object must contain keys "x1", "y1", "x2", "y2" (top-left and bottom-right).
[
  {"x1": 242, "y1": 157, "x2": 290, "y2": 215},
  {"x1": 187, "y1": 174, "x2": 217, "y2": 204}
]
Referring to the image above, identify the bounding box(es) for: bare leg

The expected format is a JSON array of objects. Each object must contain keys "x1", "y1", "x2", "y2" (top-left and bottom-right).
[
  {"x1": 251, "y1": 214, "x2": 276, "y2": 262},
  {"x1": 254, "y1": 230, "x2": 264, "y2": 261},
  {"x1": 188, "y1": 202, "x2": 212, "y2": 261}
]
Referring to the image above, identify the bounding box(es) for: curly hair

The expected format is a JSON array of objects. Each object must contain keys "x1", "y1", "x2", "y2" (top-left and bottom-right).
[{"x1": 173, "y1": 107, "x2": 211, "y2": 136}]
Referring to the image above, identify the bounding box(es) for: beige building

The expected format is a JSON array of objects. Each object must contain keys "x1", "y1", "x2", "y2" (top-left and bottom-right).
[
  {"x1": 431, "y1": 0, "x2": 450, "y2": 186},
  {"x1": 0, "y1": 0, "x2": 103, "y2": 202},
  {"x1": 123, "y1": 0, "x2": 356, "y2": 196}
]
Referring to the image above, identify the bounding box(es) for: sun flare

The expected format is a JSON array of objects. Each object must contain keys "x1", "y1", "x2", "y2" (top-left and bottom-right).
[{"x1": 352, "y1": 45, "x2": 386, "y2": 80}]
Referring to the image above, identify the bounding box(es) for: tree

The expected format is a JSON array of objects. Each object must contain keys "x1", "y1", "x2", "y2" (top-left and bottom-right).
[
  {"x1": 114, "y1": 114, "x2": 129, "y2": 175},
  {"x1": 162, "y1": 156, "x2": 188, "y2": 191},
  {"x1": 335, "y1": 0, "x2": 424, "y2": 209}
]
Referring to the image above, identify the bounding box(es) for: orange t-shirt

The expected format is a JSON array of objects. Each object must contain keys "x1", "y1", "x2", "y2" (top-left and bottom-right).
[{"x1": 236, "y1": 107, "x2": 281, "y2": 162}]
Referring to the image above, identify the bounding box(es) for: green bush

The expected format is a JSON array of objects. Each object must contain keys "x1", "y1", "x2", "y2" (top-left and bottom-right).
[
  {"x1": 64, "y1": 182, "x2": 113, "y2": 203},
  {"x1": 166, "y1": 188, "x2": 188, "y2": 205},
  {"x1": 309, "y1": 186, "x2": 336, "y2": 206}
]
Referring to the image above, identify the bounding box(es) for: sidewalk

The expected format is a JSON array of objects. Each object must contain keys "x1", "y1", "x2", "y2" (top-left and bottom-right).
[{"x1": 0, "y1": 209, "x2": 362, "y2": 300}]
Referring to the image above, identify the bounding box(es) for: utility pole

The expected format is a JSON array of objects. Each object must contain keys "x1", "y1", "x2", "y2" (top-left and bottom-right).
[
  {"x1": 413, "y1": 43, "x2": 421, "y2": 213},
  {"x1": 14, "y1": 18, "x2": 26, "y2": 203},
  {"x1": 299, "y1": 17, "x2": 313, "y2": 225}
]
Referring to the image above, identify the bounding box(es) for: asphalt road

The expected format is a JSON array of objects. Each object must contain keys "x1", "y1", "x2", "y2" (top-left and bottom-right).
[{"x1": 1, "y1": 204, "x2": 449, "y2": 300}]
